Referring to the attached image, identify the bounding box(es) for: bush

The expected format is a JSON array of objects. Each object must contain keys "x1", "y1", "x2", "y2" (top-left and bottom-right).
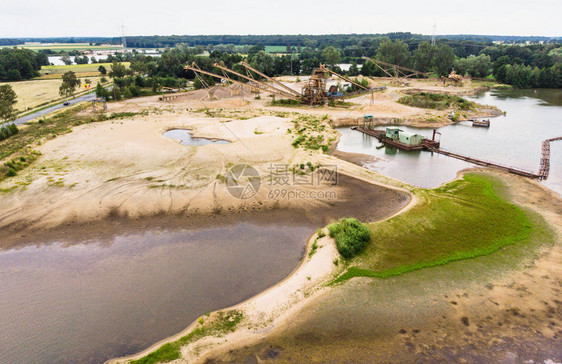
[
  {"x1": 0, "y1": 123, "x2": 19, "y2": 141},
  {"x1": 328, "y1": 218, "x2": 372, "y2": 259}
]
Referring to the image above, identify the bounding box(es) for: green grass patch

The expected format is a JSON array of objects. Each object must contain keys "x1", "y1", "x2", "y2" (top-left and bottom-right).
[
  {"x1": 131, "y1": 310, "x2": 243, "y2": 364},
  {"x1": 398, "y1": 92, "x2": 474, "y2": 110},
  {"x1": 0, "y1": 148, "x2": 41, "y2": 182},
  {"x1": 289, "y1": 115, "x2": 336, "y2": 153},
  {"x1": 308, "y1": 238, "x2": 319, "y2": 258},
  {"x1": 264, "y1": 45, "x2": 289, "y2": 53},
  {"x1": 269, "y1": 98, "x2": 301, "y2": 107},
  {"x1": 333, "y1": 173, "x2": 534, "y2": 283}
]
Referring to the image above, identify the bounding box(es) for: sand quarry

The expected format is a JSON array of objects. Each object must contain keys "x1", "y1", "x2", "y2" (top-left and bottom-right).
[
  {"x1": 0, "y1": 78, "x2": 492, "y2": 236},
  {"x1": 0, "y1": 79, "x2": 559, "y2": 363}
]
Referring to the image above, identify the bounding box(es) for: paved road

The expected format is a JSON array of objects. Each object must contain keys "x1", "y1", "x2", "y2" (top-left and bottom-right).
[{"x1": 10, "y1": 92, "x2": 98, "y2": 126}]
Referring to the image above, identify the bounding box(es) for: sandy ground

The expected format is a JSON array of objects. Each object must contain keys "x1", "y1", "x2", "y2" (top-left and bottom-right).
[
  {"x1": 107, "y1": 158, "x2": 417, "y2": 364},
  {"x1": 1, "y1": 83, "x2": 550, "y2": 363},
  {"x1": 270, "y1": 76, "x2": 501, "y2": 127},
  {"x1": 201, "y1": 170, "x2": 562, "y2": 364},
  {"x1": 161, "y1": 78, "x2": 501, "y2": 128},
  {"x1": 0, "y1": 90, "x2": 414, "y2": 247},
  {"x1": 108, "y1": 166, "x2": 561, "y2": 364}
]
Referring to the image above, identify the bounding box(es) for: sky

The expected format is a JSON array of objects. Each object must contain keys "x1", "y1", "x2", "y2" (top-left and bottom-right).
[{"x1": 0, "y1": 0, "x2": 560, "y2": 38}]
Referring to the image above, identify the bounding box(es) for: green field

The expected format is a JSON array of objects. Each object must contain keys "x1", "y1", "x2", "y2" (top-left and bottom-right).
[
  {"x1": 264, "y1": 45, "x2": 290, "y2": 53},
  {"x1": 38, "y1": 62, "x2": 130, "y2": 79},
  {"x1": 0, "y1": 42, "x2": 123, "y2": 52},
  {"x1": 335, "y1": 173, "x2": 537, "y2": 282}
]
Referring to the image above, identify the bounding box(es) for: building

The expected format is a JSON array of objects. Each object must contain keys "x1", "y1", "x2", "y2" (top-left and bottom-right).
[
  {"x1": 385, "y1": 127, "x2": 402, "y2": 141},
  {"x1": 398, "y1": 131, "x2": 423, "y2": 146},
  {"x1": 385, "y1": 127, "x2": 423, "y2": 146}
]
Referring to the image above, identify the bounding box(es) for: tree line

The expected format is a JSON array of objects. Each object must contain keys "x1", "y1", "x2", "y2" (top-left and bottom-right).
[
  {"x1": 0, "y1": 48, "x2": 49, "y2": 81},
  {"x1": 95, "y1": 38, "x2": 561, "y2": 89}
]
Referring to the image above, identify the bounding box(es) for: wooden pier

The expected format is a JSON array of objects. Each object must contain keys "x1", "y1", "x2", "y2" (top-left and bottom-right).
[
  {"x1": 353, "y1": 127, "x2": 560, "y2": 181},
  {"x1": 424, "y1": 146, "x2": 540, "y2": 179},
  {"x1": 538, "y1": 136, "x2": 562, "y2": 180}
]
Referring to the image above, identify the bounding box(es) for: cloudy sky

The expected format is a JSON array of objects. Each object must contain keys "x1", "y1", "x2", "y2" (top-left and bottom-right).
[{"x1": 1, "y1": 0, "x2": 560, "y2": 38}]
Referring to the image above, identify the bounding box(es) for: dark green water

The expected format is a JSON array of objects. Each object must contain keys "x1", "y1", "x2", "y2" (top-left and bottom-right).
[{"x1": 337, "y1": 89, "x2": 562, "y2": 195}]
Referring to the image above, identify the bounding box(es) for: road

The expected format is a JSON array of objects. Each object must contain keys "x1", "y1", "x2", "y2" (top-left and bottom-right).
[{"x1": 10, "y1": 91, "x2": 98, "y2": 126}]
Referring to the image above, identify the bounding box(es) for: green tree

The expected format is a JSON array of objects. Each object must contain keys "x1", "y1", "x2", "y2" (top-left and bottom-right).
[
  {"x1": 59, "y1": 71, "x2": 81, "y2": 97},
  {"x1": 413, "y1": 41, "x2": 435, "y2": 73},
  {"x1": 376, "y1": 39, "x2": 411, "y2": 67},
  {"x1": 321, "y1": 46, "x2": 341, "y2": 65},
  {"x1": 465, "y1": 54, "x2": 492, "y2": 78},
  {"x1": 0, "y1": 84, "x2": 17, "y2": 121},
  {"x1": 98, "y1": 65, "x2": 107, "y2": 75},
  {"x1": 433, "y1": 43, "x2": 455, "y2": 76},
  {"x1": 348, "y1": 62, "x2": 360, "y2": 76},
  {"x1": 108, "y1": 61, "x2": 127, "y2": 79},
  {"x1": 249, "y1": 51, "x2": 276, "y2": 76},
  {"x1": 61, "y1": 54, "x2": 72, "y2": 65}
]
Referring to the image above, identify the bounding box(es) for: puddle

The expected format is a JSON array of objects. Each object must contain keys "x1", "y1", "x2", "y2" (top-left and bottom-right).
[{"x1": 163, "y1": 129, "x2": 230, "y2": 146}]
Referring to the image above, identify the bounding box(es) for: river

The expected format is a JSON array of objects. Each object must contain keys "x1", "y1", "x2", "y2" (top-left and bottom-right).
[{"x1": 336, "y1": 89, "x2": 562, "y2": 195}]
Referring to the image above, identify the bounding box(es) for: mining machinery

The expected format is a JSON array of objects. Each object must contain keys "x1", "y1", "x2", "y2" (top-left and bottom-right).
[{"x1": 184, "y1": 62, "x2": 378, "y2": 105}]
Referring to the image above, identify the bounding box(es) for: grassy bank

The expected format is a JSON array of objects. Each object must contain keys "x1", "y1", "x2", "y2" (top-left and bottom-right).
[
  {"x1": 334, "y1": 173, "x2": 535, "y2": 283},
  {"x1": 131, "y1": 310, "x2": 243, "y2": 364}
]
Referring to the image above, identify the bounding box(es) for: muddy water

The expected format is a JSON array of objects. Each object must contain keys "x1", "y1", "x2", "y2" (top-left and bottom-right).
[
  {"x1": 337, "y1": 89, "x2": 562, "y2": 194},
  {"x1": 0, "y1": 220, "x2": 313, "y2": 364},
  {"x1": 0, "y1": 173, "x2": 409, "y2": 364}
]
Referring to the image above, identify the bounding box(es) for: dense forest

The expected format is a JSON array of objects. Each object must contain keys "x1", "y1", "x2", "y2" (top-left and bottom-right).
[{"x1": 0, "y1": 48, "x2": 49, "y2": 81}]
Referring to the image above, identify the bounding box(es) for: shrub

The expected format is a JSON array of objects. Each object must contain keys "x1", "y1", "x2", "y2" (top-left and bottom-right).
[
  {"x1": 0, "y1": 123, "x2": 19, "y2": 141},
  {"x1": 328, "y1": 218, "x2": 372, "y2": 259}
]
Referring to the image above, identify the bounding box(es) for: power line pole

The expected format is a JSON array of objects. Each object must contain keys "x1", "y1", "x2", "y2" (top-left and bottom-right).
[
  {"x1": 431, "y1": 21, "x2": 437, "y2": 46},
  {"x1": 121, "y1": 20, "x2": 127, "y2": 51}
]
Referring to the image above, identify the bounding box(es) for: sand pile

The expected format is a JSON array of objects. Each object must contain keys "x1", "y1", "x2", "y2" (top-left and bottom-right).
[
  {"x1": 183, "y1": 85, "x2": 255, "y2": 101},
  {"x1": 361, "y1": 101, "x2": 420, "y2": 116}
]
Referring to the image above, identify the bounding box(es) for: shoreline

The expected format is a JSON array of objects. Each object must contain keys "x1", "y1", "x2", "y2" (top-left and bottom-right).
[
  {"x1": 106, "y1": 163, "x2": 419, "y2": 364},
  {"x1": 107, "y1": 165, "x2": 561, "y2": 364},
  {"x1": 1, "y1": 83, "x2": 558, "y2": 363},
  {"x1": 189, "y1": 169, "x2": 561, "y2": 363}
]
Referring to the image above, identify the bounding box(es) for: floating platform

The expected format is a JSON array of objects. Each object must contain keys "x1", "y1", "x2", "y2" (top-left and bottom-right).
[
  {"x1": 471, "y1": 119, "x2": 490, "y2": 127},
  {"x1": 351, "y1": 126, "x2": 560, "y2": 181},
  {"x1": 352, "y1": 127, "x2": 439, "y2": 151}
]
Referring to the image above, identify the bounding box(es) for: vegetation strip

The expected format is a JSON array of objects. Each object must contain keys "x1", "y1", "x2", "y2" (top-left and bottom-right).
[{"x1": 130, "y1": 310, "x2": 243, "y2": 364}]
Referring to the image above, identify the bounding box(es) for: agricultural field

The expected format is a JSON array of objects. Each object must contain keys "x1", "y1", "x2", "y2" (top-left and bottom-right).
[
  {"x1": 38, "y1": 62, "x2": 130, "y2": 79},
  {"x1": 264, "y1": 45, "x2": 289, "y2": 53},
  {"x1": 0, "y1": 42, "x2": 123, "y2": 52},
  {"x1": 0, "y1": 77, "x2": 103, "y2": 112}
]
